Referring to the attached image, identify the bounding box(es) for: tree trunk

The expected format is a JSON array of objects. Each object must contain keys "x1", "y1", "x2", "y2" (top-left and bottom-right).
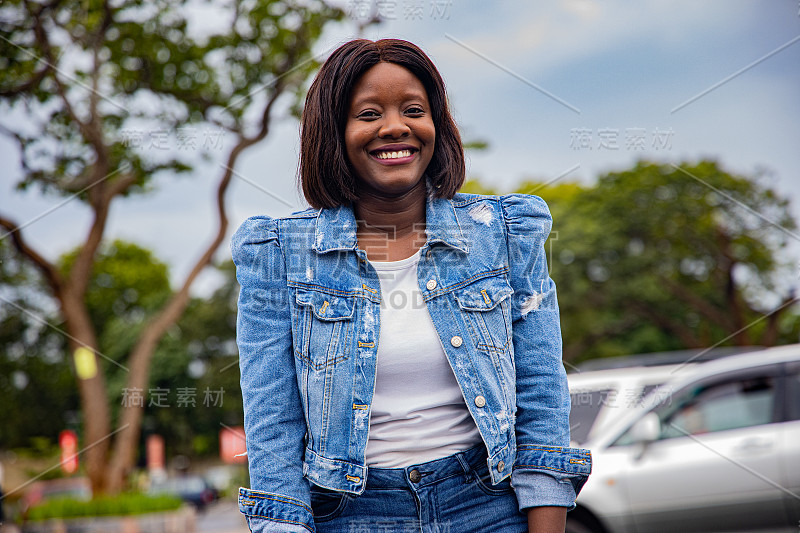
[
  {"x1": 102, "y1": 82, "x2": 284, "y2": 492},
  {"x1": 61, "y1": 287, "x2": 113, "y2": 494}
]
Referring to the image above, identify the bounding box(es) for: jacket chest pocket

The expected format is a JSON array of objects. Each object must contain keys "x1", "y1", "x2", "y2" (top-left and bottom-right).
[
  {"x1": 293, "y1": 288, "x2": 356, "y2": 371},
  {"x1": 453, "y1": 276, "x2": 513, "y2": 355}
]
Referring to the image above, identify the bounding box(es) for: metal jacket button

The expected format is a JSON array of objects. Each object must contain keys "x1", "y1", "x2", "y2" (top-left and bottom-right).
[
  {"x1": 426, "y1": 279, "x2": 437, "y2": 290},
  {"x1": 497, "y1": 461, "x2": 505, "y2": 472},
  {"x1": 409, "y1": 469, "x2": 421, "y2": 483},
  {"x1": 474, "y1": 395, "x2": 486, "y2": 408},
  {"x1": 450, "y1": 336, "x2": 463, "y2": 347}
]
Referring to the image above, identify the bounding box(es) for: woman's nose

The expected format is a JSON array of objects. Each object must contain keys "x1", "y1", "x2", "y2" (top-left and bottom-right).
[{"x1": 378, "y1": 111, "x2": 410, "y2": 138}]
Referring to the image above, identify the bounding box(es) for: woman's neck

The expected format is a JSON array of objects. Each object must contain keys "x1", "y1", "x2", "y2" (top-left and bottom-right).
[{"x1": 354, "y1": 185, "x2": 427, "y2": 262}]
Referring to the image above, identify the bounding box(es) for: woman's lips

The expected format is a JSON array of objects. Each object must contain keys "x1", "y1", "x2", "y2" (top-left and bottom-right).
[{"x1": 369, "y1": 149, "x2": 417, "y2": 166}]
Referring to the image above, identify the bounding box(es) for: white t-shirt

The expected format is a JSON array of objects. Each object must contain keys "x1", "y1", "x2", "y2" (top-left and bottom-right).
[{"x1": 364, "y1": 249, "x2": 482, "y2": 467}]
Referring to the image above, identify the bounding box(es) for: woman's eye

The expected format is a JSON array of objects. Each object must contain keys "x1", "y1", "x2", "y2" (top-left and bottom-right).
[
  {"x1": 357, "y1": 111, "x2": 379, "y2": 119},
  {"x1": 406, "y1": 107, "x2": 425, "y2": 115}
]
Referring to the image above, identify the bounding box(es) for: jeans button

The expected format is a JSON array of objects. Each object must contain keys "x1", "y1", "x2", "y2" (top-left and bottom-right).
[{"x1": 409, "y1": 469, "x2": 421, "y2": 483}]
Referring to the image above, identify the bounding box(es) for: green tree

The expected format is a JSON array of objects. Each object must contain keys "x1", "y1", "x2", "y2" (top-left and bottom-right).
[
  {"x1": 144, "y1": 260, "x2": 242, "y2": 459},
  {"x1": 0, "y1": 239, "x2": 78, "y2": 448},
  {"x1": 59, "y1": 241, "x2": 171, "y2": 338},
  {"x1": 0, "y1": 0, "x2": 343, "y2": 493},
  {"x1": 1, "y1": 239, "x2": 241, "y2": 462},
  {"x1": 1, "y1": 240, "x2": 174, "y2": 449},
  {"x1": 517, "y1": 161, "x2": 799, "y2": 362}
]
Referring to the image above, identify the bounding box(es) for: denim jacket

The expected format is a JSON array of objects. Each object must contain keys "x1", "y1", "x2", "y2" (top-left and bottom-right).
[{"x1": 232, "y1": 192, "x2": 592, "y2": 532}]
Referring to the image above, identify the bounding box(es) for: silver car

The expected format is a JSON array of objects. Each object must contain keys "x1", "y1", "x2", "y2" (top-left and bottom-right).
[{"x1": 567, "y1": 344, "x2": 800, "y2": 533}]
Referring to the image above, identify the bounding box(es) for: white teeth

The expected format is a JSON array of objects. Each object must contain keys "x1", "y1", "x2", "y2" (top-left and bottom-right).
[{"x1": 376, "y1": 149, "x2": 412, "y2": 159}]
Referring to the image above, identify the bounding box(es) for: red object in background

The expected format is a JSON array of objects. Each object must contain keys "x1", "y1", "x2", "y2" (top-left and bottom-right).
[
  {"x1": 59, "y1": 430, "x2": 79, "y2": 474},
  {"x1": 219, "y1": 426, "x2": 247, "y2": 464},
  {"x1": 147, "y1": 434, "x2": 165, "y2": 472}
]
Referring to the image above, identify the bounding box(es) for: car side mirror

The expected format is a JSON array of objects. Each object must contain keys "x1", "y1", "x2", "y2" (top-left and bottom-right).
[{"x1": 630, "y1": 412, "x2": 660, "y2": 444}]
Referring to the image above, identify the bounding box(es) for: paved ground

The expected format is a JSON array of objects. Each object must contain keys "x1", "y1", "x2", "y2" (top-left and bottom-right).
[{"x1": 197, "y1": 499, "x2": 249, "y2": 533}]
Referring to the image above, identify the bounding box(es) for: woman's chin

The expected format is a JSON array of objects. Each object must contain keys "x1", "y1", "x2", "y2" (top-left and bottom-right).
[{"x1": 357, "y1": 173, "x2": 427, "y2": 199}]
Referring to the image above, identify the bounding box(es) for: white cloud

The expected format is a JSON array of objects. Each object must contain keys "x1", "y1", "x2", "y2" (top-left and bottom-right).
[{"x1": 430, "y1": 0, "x2": 759, "y2": 79}]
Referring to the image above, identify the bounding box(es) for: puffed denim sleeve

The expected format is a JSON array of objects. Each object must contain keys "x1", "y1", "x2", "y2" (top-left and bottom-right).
[
  {"x1": 501, "y1": 194, "x2": 592, "y2": 511},
  {"x1": 232, "y1": 217, "x2": 314, "y2": 533}
]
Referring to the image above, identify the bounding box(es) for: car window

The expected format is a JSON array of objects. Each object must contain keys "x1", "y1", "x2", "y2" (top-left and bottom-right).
[
  {"x1": 658, "y1": 375, "x2": 776, "y2": 439},
  {"x1": 640, "y1": 383, "x2": 661, "y2": 399},
  {"x1": 787, "y1": 363, "x2": 800, "y2": 421},
  {"x1": 569, "y1": 389, "x2": 613, "y2": 444}
]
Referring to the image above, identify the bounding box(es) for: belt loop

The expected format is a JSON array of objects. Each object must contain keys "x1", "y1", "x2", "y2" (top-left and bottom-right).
[{"x1": 454, "y1": 449, "x2": 472, "y2": 483}]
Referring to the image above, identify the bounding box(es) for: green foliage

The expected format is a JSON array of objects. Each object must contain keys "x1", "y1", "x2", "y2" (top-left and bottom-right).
[
  {"x1": 460, "y1": 179, "x2": 498, "y2": 195},
  {"x1": 26, "y1": 493, "x2": 183, "y2": 521},
  {"x1": 141, "y1": 260, "x2": 242, "y2": 457},
  {"x1": 1, "y1": 238, "x2": 243, "y2": 456},
  {"x1": 59, "y1": 240, "x2": 171, "y2": 334},
  {"x1": 516, "y1": 160, "x2": 799, "y2": 361},
  {"x1": 463, "y1": 139, "x2": 489, "y2": 151},
  {"x1": 0, "y1": 0, "x2": 345, "y2": 484},
  {"x1": 0, "y1": 241, "x2": 78, "y2": 448},
  {"x1": 0, "y1": 0, "x2": 344, "y2": 197},
  {"x1": 59, "y1": 240, "x2": 174, "y2": 410}
]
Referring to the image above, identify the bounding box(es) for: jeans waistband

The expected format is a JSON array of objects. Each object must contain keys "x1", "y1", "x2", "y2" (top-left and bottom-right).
[{"x1": 365, "y1": 445, "x2": 487, "y2": 489}]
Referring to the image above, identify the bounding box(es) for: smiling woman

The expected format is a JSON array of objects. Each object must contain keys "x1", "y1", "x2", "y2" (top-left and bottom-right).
[
  {"x1": 232, "y1": 38, "x2": 591, "y2": 533},
  {"x1": 344, "y1": 61, "x2": 435, "y2": 199},
  {"x1": 299, "y1": 39, "x2": 464, "y2": 210}
]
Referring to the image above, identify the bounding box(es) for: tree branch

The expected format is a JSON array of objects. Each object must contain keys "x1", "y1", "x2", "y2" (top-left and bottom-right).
[
  {"x1": 104, "y1": 172, "x2": 139, "y2": 201},
  {"x1": 563, "y1": 315, "x2": 639, "y2": 362},
  {"x1": 659, "y1": 275, "x2": 735, "y2": 331},
  {"x1": 0, "y1": 215, "x2": 63, "y2": 297},
  {"x1": 760, "y1": 291, "x2": 797, "y2": 346},
  {"x1": 627, "y1": 299, "x2": 703, "y2": 348},
  {"x1": 0, "y1": 67, "x2": 51, "y2": 98},
  {"x1": 105, "y1": 76, "x2": 287, "y2": 490},
  {"x1": 715, "y1": 227, "x2": 751, "y2": 344},
  {"x1": 27, "y1": 7, "x2": 114, "y2": 298},
  {"x1": 31, "y1": 9, "x2": 107, "y2": 163},
  {"x1": 68, "y1": 181, "x2": 111, "y2": 298}
]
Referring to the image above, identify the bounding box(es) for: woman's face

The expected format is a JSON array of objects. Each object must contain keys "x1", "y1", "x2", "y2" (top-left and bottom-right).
[{"x1": 344, "y1": 62, "x2": 435, "y2": 199}]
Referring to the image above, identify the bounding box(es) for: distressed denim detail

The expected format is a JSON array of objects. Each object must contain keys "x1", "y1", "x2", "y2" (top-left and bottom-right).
[{"x1": 233, "y1": 191, "x2": 592, "y2": 531}]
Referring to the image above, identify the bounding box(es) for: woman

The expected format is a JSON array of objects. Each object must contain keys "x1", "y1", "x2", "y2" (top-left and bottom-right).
[{"x1": 233, "y1": 39, "x2": 591, "y2": 533}]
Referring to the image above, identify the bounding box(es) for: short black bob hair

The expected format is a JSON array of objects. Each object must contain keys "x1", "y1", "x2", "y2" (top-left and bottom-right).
[{"x1": 299, "y1": 38, "x2": 465, "y2": 209}]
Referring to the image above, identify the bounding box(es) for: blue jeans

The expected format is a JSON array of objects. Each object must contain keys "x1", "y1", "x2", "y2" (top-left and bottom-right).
[{"x1": 311, "y1": 445, "x2": 527, "y2": 533}]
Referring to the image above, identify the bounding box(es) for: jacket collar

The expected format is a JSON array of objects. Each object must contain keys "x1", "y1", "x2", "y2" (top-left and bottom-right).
[
  {"x1": 424, "y1": 194, "x2": 469, "y2": 252},
  {"x1": 313, "y1": 191, "x2": 468, "y2": 254},
  {"x1": 313, "y1": 203, "x2": 358, "y2": 253}
]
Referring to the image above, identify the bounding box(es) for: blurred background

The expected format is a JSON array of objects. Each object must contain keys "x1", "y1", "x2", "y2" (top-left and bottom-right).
[{"x1": 1, "y1": 1, "x2": 798, "y2": 531}]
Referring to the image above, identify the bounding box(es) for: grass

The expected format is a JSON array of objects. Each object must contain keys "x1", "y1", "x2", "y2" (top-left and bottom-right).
[{"x1": 26, "y1": 493, "x2": 183, "y2": 521}]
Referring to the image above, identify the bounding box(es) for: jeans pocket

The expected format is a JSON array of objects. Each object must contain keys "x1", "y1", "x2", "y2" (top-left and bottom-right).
[
  {"x1": 309, "y1": 485, "x2": 349, "y2": 522},
  {"x1": 472, "y1": 464, "x2": 514, "y2": 496}
]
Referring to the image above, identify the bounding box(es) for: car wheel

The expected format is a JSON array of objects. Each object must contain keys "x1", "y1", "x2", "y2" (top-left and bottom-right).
[{"x1": 566, "y1": 517, "x2": 598, "y2": 533}]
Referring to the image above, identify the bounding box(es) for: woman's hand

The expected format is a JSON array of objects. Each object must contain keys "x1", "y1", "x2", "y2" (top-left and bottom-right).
[{"x1": 526, "y1": 506, "x2": 567, "y2": 533}]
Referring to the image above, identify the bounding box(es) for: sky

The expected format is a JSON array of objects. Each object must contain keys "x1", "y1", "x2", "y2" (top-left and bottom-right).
[{"x1": 2, "y1": 0, "x2": 799, "y2": 295}]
